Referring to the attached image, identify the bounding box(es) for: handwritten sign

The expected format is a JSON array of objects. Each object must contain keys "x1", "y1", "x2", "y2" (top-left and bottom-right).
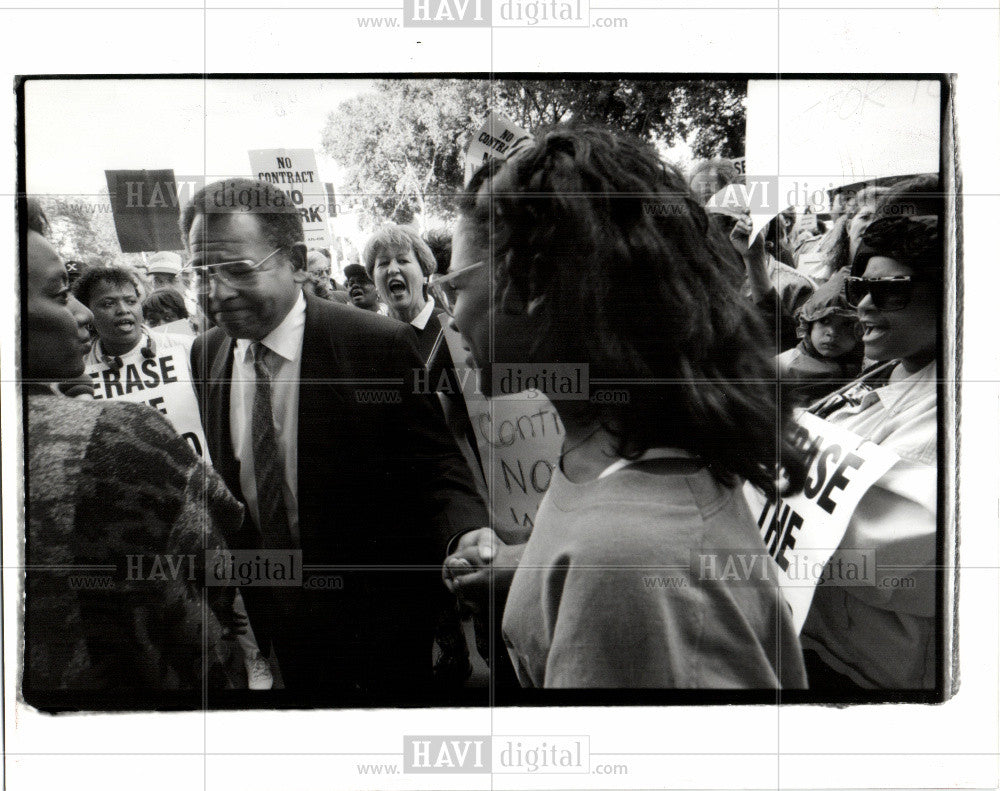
[
  {"x1": 744, "y1": 79, "x2": 941, "y2": 240},
  {"x1": 441, "y1": 325, "x2": 560, "y2": 544},
  {"x1": 742, "y1": 410, "x2": 899, "y2": 632},
  {"x1": 248, "y1": 148, "x2": 331, "y2": 249},
  {"x1": 85, "y1": 333, "x2": 210, "y2": 462},
  {"x1": 464, "y1": 112, "x2": 533, "y2": 185}
]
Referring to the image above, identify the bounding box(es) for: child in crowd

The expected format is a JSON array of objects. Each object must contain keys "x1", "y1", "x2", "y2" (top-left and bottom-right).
[{"x1": 776, "y1": 268, "x2": 863, "y2": 406}]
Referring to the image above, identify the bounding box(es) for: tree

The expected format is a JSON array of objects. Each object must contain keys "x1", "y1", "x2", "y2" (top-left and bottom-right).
[
  {"x1": 322, "y1": 79, "x2": 746, "y2": 229},
  {"x1": 41, "y1": 193, "x2": 145, "y2": 270},
  {"x1": 322, "y1": 79, "x2": 488, "y2": 229}
]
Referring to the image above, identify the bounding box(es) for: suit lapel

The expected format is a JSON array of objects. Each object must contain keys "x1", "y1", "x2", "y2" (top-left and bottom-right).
[{"x1": 209, "y1": 333, "x2": 238, "y2": 486}]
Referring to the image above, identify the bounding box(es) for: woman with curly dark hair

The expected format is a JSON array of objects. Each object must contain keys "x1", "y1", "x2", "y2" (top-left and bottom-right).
[{"x1": 439, "y1": 125, "x2": 808, "y2": 689}]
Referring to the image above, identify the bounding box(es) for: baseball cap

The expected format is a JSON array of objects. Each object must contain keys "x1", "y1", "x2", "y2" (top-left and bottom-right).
[
  {"x1": 147, "y1": 251, "x2": 182, "y2": 276},
  {"x1": 343, "y1": 263, "x2": 373, "y2": 283}
]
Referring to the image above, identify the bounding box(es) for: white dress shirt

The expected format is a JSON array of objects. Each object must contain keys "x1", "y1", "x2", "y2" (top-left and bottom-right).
[{"x1": 230, "y1": 292, "x2": 306, "y2": 545}]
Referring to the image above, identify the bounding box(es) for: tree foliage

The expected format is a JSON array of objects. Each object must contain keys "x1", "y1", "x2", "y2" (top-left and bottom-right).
[
  {"x1": 40, "y1": 194, "x2": 144, "y2": 269},
  {"x1": 322, "y1": 79, "x2": 745, "y2": 229}
]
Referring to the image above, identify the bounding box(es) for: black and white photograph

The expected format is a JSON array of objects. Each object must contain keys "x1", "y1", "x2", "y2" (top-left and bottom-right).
[
  {"x1": 1, "y1": 14, "x2": 995, "y2": 786},
  {"x1": 16, "y1": 74, "x2": 953, "y2": 710}
]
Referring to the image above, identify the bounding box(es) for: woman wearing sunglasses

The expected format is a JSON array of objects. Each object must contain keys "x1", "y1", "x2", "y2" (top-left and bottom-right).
[
  {"x1": 440, "y1": 126, "x2": 809, "y2": 689},
  {"x1": 801, "y1": 205, "x2": 941, "y2": 691}
]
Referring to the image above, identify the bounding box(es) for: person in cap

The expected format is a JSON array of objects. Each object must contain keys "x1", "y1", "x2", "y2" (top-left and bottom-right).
[
  {"x1": 147, "y1": 251, "x2": 183, "y2": 290},
  {"x1": 775, "y1": 268, "x2": 863, "y2": 406},
  {"x1": 343, "y1": 263, "x2": 384, "y2": 313},
  {"x1": 64, "y1": 259, "x2": 92, "y2": 289}
]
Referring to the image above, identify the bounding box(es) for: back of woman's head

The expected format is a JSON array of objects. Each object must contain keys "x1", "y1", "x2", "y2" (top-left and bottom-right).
[{"x1": 461, "y1": 124, "x2": 805, "y2": 496}]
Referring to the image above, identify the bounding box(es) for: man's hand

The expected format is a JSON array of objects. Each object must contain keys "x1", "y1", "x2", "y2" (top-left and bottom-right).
[{"x1": 442, "y1": 528, "x2": 525, "y2": 614}]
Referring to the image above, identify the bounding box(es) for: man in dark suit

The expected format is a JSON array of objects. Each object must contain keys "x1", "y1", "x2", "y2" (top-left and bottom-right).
[{"x1": 183, "y1": 179, "x2": 488, "y2": 701}]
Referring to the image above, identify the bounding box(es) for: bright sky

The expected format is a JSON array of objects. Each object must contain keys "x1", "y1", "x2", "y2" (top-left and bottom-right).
[{"x1": 25, "y1": 78, "x2": 375, "y2": 197}]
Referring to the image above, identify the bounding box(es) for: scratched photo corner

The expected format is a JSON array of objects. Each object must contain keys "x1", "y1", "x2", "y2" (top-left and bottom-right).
[{"x1": 13, "y1": 73, "x2": 956, "y2": 712}]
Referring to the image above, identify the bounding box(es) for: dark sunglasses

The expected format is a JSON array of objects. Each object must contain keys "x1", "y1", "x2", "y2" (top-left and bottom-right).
[{"x1": 844, "y1": 275, "x2": 922, "y2": 312}]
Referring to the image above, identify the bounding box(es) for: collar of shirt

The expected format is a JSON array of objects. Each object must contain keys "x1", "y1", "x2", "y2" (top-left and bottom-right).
[
  {"x1": 869, "y1": 359, "x2": 937, "y2": 412},
  {"x1": 835, "y1": 359, "x2": 935, "y2": 414},
  {"x1": 235, "y1": 291, "x2": 307, "y2": 366},
  {"x1": 410, "y1": 297, "x2": 436, "y2": 331}
]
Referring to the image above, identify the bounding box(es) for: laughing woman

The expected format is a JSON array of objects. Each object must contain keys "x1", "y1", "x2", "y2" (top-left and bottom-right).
[
  {"x1": 801, "y1": 181, "x2": 942, "y2": 691},
  {"x1": 440, "y1": 126, "x2": 809, "y2": 689},
  {"x1": 22, "y1": 198, "x2": 246, "y2": 695}
]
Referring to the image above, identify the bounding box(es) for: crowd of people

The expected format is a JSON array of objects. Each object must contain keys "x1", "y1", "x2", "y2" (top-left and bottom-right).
[{"x1": 21, "y1": 121, "x2": 943, "y2": 698}]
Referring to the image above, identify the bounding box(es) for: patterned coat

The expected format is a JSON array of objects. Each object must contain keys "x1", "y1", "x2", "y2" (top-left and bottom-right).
[{"x1": 23, "y1": 392, "x2": 246, "y2": 696}]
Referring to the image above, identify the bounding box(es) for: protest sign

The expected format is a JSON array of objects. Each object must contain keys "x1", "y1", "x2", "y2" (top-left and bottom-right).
[
  {"x1": 104, "y1": 169, "x2": 186, "y2": 252},
  {"x1": 85, "y1": 333, "x2": 210, "y2": 462},
  {"x1": 441, "y1": 324, "x2": 561, "y2": 544},
  {"x1": 744, "y1": 79, "x2": 941, "y2": 240},
  {"x1": 463, "y1": 112, "x2": 533, "y2": 185},
  {"x1": 248, "y1": 148, "x2": 332, "y2": 249},
  {"x1": 742, "y1": 410, "x2": 899, "y2": 632}
]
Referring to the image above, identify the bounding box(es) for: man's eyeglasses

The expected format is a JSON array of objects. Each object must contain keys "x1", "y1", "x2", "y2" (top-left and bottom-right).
[
  {"x1": 845, "y1": 275, "x2": 922, "y2": 312},
  {"x1": 428, "y1": 260, "x2": 488, "y2": 316},
  {"x1": 183, "y1": 247, "x2": 284, "y2": 294}
]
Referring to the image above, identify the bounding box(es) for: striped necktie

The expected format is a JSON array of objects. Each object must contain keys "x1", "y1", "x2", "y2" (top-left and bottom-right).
[{"x1": 250, "y1": 342, "x2": 294, "y2": 549}]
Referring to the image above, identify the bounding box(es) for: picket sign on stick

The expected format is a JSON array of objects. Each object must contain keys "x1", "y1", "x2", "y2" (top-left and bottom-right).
[
  {"x1": 463, "y1": 111, "x2": 533, "y2": 185},
  {"x1": 742, "y1": 410, "x2": 899, "y2": 633},
  {"x1": 248, "y1": 148, "x2": 332, "y2": 249}
]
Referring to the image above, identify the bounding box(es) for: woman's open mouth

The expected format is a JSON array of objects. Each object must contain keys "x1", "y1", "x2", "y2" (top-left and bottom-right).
[{"x1": 387, "y1": 278, "x2": 408, "y2": 299}]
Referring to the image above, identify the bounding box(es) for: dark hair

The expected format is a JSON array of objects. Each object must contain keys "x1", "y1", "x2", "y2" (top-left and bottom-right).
[
  {"x1": 873, "y1": 174, "x2": 942, "y2": 223},
  {"x1": 460, "y1": 125, "x2": 805, "y2": 497},
  {"x1": 180, "y1": 178, "x2": 304, "y2": 252},
  {"x1": 854, "y1": 175, "x2": 942, "y2": 280},
  {"x1": 854, "y1": 214, "x2": 941, "y2": 280},
  {"x1": 423, "y1": 229, "x2": 452, "y2": 275},
  {"x1": 25, "y1": 198, "x2": 50, "y2": 236},
  {"x1": 143, "y1": 287, "x2": 189, "y2": 322},
  {"x1": 73, "y1": 265, "x2": 141, "y2": 308},
  {"x1": 811, "y1": 185, "x2": 889, "y2": 277},
  {"x1": 362, "y1": 224, "x2": 437, "y2": 279}
]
